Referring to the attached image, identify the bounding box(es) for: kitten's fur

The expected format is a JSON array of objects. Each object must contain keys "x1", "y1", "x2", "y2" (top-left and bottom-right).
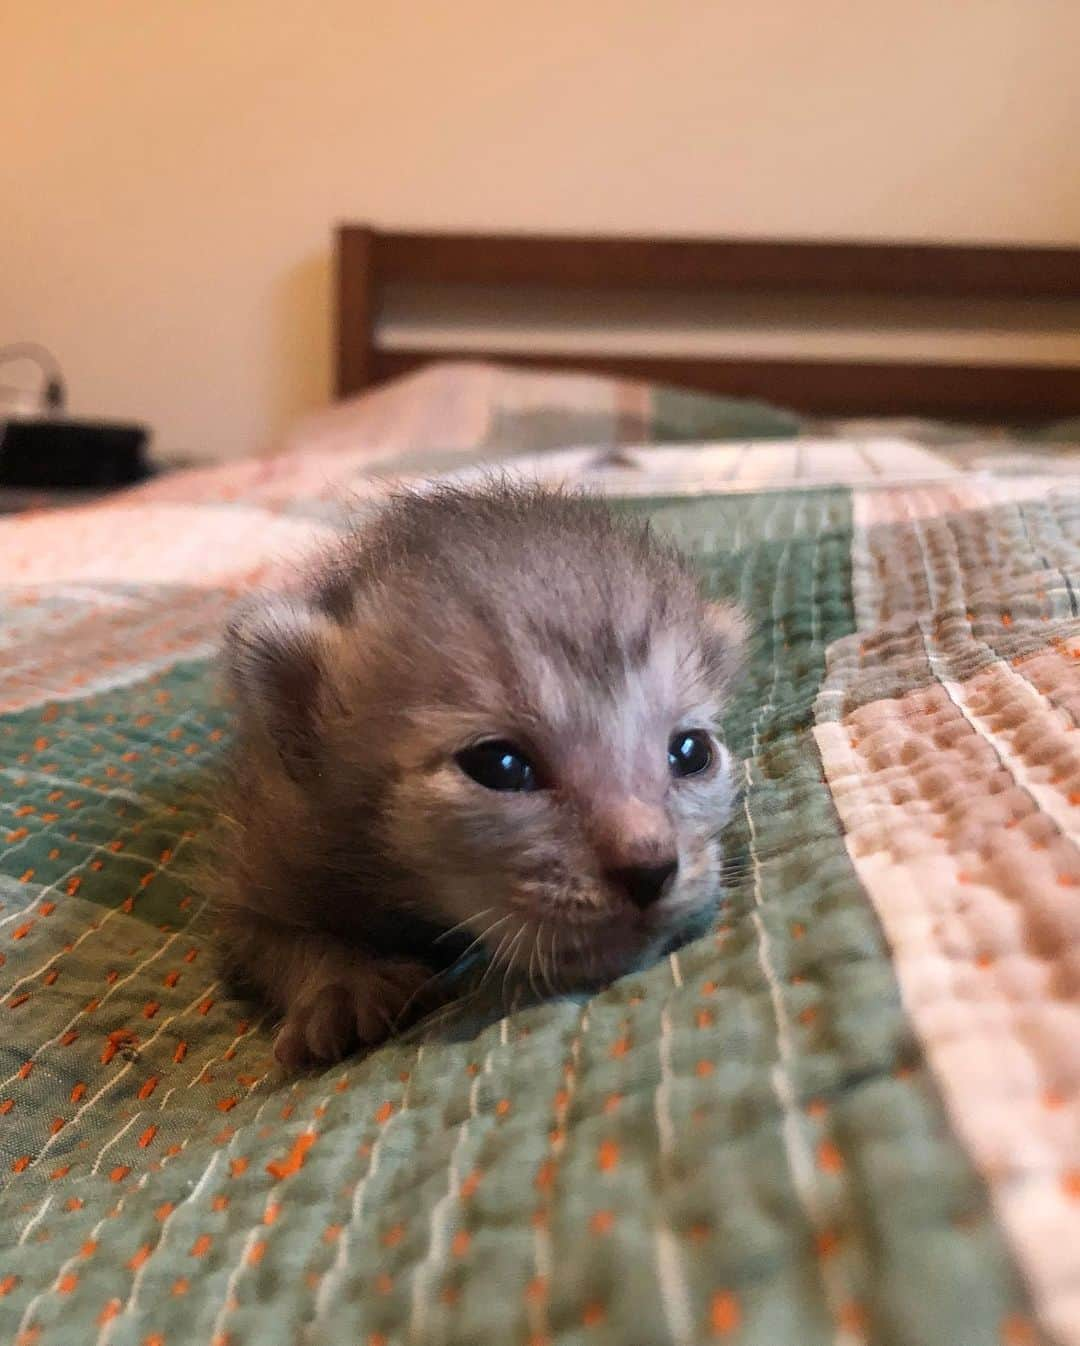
[{"x1": 214, "y1": 483, "x2": 744, "y2": 1069}]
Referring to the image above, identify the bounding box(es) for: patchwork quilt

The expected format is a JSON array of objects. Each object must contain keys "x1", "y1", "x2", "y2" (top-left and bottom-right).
[{"x1": 2, "y1": 363, "x2": 1080, "y2": 1346}]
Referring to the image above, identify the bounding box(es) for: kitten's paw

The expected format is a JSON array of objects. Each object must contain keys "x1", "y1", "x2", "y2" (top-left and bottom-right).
[{"x1": 273, "y1": 960, "x2": 436, "y2": 1069}]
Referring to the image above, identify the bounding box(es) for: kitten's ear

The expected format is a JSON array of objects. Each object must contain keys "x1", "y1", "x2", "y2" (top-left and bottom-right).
[
  {"x1": 224, "y1": 595, "x2": 341, "y2": 778},
  {"x1": 702, "y1": 601, "x2": 748, "y2": 695}
]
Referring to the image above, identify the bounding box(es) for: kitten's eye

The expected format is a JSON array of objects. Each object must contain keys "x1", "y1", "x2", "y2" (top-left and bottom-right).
[
  {"x1": 455, "y1": 740, "x2": 539, "y2": 792},
  {"x1": 668, "y1": 730, "x2": 713, "y2": 778}
]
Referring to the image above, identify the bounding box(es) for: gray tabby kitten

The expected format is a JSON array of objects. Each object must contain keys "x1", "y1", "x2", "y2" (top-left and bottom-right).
[{"x1": 214, "y1": 483, "x2": 744, "y2": 1069}]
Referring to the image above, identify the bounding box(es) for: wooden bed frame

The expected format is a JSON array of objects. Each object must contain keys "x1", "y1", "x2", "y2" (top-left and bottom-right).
[{"x1": 336, "y1": 226, "x2": 1080, "y2": 421}]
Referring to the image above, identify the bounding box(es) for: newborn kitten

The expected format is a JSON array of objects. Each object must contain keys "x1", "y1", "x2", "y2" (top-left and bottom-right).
[{"x1": 214, "y1": 482, "x2": 744, "y2": 1069}]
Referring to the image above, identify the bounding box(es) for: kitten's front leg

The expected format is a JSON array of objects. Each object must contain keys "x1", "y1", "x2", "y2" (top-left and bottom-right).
[{"x1": 224, "y1": 915, "x2": 437, "y2": 1069}]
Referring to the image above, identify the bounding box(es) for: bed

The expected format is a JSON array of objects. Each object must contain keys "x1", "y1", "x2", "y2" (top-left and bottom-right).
[{"x1": 2, "y1": 229, "x2": 1080, "y2": 1346}]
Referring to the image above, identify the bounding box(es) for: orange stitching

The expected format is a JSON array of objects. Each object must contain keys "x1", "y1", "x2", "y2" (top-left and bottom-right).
[
  {"x1": 597, "y1": 1140, "x2": 619, "y2": 1172},
  {"x1": 265, "y1": 1131, "x2": 315, "y2": 1180},
  {"x1": 710, "y1": 1291, "x2": 741, "y2": 1335}
]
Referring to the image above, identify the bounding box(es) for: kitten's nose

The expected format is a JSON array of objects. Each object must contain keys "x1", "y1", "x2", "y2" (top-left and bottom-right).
[{"x1": 607, "y1": 859, "x2": 678, "y2": 909}]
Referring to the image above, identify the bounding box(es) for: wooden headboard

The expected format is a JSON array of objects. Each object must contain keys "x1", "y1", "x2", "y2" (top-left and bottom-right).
[{"x1": 336, "y1": 225, "x2": 1080, "y2": 421}]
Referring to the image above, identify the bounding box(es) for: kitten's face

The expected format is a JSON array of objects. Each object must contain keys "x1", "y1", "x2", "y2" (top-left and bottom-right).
[
  {"x1": 375, "y1": 612, "x2": 741, "y2": 989},
  {"x1": 226, "y1": 485, "x2": 745, "y2": 993}
]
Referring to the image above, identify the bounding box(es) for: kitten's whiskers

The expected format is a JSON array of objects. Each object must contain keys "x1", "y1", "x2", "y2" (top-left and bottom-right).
[
  {"x1": 452, "y1": 912, "x2": 512, "y2": 973},
  {"x1": 390, "y1": 911, "x2": 511, "y2": 1032},
  {"x1": 476, "y1": 922, "x2": 519, "y2": 995},
  {"x1": 548, "y1": 925, "x2": 561, "y2": 994},
  {"x1": 500, "y1": 923, "x2": 529, "y2": 1007},
  {"x1": 433, "y1": 908, "x2": 495, "y2": 945}
]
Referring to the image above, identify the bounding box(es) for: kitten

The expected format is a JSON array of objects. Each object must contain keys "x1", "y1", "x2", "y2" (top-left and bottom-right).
[{"x1": 213, "y1": 482, "x2": 744, "y2": 1069}]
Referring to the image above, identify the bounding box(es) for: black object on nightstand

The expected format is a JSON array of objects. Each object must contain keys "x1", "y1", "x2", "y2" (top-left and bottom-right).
[
  {"x1": 0, "y1": 342, "x2": 154, "y2": 493},
  {"x1": 0, "y1": 417, "x2": 153, "y2": 489}
]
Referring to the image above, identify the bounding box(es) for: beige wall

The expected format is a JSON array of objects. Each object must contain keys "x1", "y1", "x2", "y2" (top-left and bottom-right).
[{"x1": 4, "y1": 1, "x2": 1079, "y2": 463}]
